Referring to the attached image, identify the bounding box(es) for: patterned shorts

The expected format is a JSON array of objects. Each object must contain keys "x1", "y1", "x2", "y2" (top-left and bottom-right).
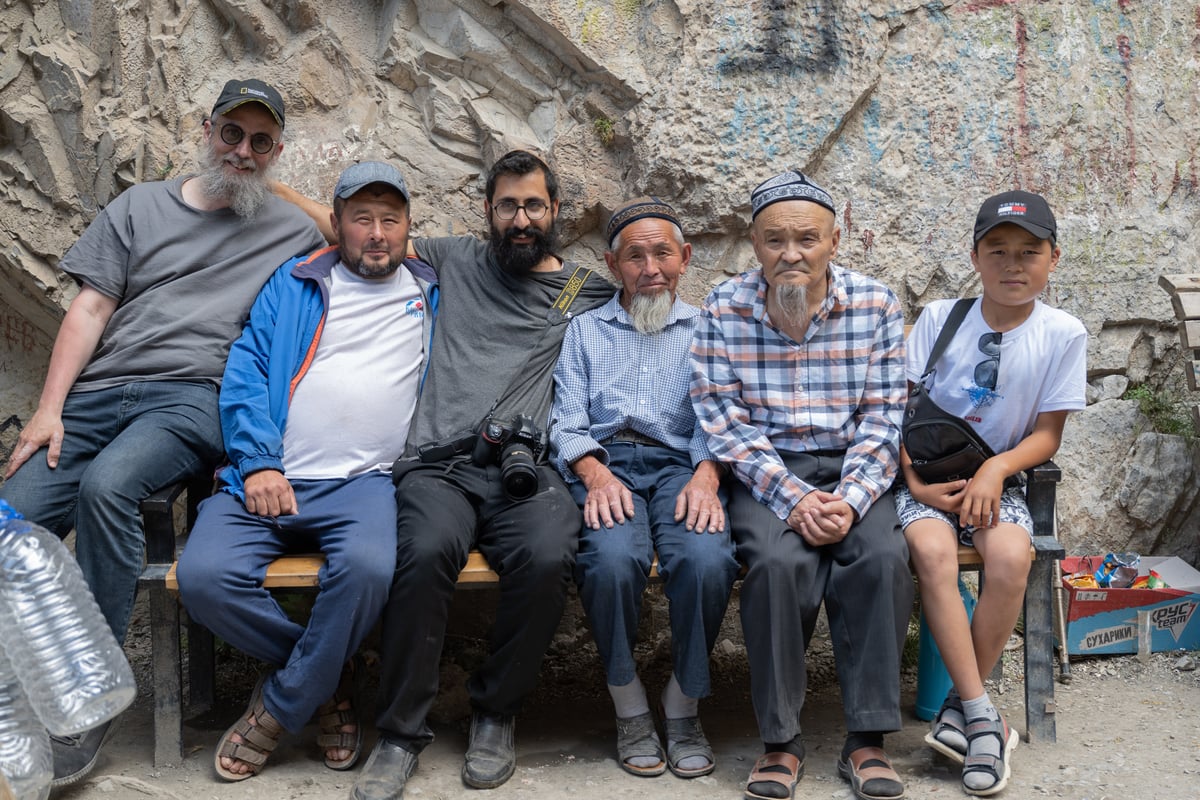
[{"x1": 894, "y1": 483, "x2": 1033, "y2": 547}]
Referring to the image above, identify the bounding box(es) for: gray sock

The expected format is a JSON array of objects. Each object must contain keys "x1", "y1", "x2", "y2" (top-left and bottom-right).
[
  {"x1": 962, "y1": 693, "x2": 1006, "y2": 792},
  {"x1": 610, "y1": 677, "x2": 658, "y2": 769},
  {"x1": 933, "y1": 690, "x2": 967, "y2": 754}
]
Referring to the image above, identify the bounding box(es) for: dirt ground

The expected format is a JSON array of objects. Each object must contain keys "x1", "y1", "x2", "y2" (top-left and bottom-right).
[{"x1": 47, "y1": 590, "x2": 1200, "y2": 800}]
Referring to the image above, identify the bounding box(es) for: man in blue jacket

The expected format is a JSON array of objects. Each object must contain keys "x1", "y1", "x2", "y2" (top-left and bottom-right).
[{"x1": 176, "y1": 162, "x2": 436, "y2": 782}]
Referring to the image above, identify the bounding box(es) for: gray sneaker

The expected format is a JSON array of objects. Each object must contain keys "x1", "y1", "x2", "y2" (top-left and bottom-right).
[{"x1": 50, "y1": 719, "x2": 114, "y2": 787}]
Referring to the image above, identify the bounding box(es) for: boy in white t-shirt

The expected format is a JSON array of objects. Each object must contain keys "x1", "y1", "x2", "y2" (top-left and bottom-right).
[{"x1": 896, "y1": 191, "x2": 1086, "y2": 796}]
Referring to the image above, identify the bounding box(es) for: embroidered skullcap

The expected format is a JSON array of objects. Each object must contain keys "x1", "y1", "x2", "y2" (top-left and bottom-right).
[
  {"x1": 750, "y1": 170, "x2": 835, "y2": 220},
  {"x1": 605, "y1": 196, "x2": 681, "y2": 249}
]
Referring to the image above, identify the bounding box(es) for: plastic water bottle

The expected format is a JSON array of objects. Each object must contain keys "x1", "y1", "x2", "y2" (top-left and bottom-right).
[
  {"x1": 0, "y1": 500, "x2": 136, "y2": 735},
  {"x1": 0, "y1": 649, "x2": 51, "y2": 800},
  {"x1": 914, "y1": 575, "x2": 977, "y2": 721}
]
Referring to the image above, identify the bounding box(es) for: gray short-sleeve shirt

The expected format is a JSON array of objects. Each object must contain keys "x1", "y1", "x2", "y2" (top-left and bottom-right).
[
  {"x1": 408, "y1": 236, "x2": 613, "y2": 454},
  {"x1": 63, "y1": 175, "x2": 325, "y2": 391}
]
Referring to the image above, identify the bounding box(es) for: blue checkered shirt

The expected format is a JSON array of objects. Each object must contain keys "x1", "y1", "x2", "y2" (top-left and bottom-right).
[
  {"x1": 690, "y1": 265, "x2": 906, "y2": 520},
  {"x1": 551, "y1": 292, "x2": 714, "y2": 481}
]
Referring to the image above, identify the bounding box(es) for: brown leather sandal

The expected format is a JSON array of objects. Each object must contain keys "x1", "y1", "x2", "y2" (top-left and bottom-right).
[
  {"x1": 317, "y1": 656, "x2": 364, "y2": 771},
  {"x1": 745, "y1": 751, "x2": 804, "y2": 800},
  {"x1": 215, "y1": 676, "x2": 284, "y2": 781},
  {"x1": 836, "y1": 746, "x2": 904, "y2": 800}
]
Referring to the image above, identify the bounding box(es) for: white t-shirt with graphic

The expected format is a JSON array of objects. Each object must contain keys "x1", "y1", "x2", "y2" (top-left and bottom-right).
[
  {"x1": 283, "y1": 262, "x2": 425, "y2": 478},
  {"x1": 905, "y1": 298, "x2": 1087, "y2": 454}
]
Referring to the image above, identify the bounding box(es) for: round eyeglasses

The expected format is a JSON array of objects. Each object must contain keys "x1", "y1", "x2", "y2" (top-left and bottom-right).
[
  {"x1": 491, "y1": 200, "x2": 549, "y2": 221},
  {"x1": 218, "y1": 122, "x2": 279, "y2": 155}
]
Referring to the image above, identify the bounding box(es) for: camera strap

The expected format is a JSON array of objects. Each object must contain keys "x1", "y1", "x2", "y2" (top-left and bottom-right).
[{"x1": 483, "y1": 265, "x2": 599, "y2": 426}]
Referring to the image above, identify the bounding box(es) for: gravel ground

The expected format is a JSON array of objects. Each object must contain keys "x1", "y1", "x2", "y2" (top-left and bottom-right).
[{"x1": 46, "y1": 591, "x2": 1200, "y2": 800}]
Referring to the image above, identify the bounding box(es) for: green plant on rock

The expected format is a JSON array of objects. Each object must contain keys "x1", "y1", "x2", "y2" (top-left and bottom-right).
[
  {"x1": 616, "y1": 0, "x2": 642, "y2": 17},
  {"x1": 581, "y1": 7, "x2": 603, "y2": 43},
  {"x1": 1124, "y1": 384, "x2": 1196, "y2": 439},
  {"x1": 593, "y1": 115, "x2": 615, "y2": 147}
]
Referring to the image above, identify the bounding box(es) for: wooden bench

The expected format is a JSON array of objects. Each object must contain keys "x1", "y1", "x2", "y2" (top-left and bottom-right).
[
  {"x1": 1158, "y1": 273, "x2": 1200, "y2": 428},
  {"x1": 136, "y1": 463, "x2": 1064, "y2": 767}
]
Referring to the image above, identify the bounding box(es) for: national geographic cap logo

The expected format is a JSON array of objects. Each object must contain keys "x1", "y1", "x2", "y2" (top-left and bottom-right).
[{"x1": 241, "y1": 87, "x2": 269, "y2": 100}]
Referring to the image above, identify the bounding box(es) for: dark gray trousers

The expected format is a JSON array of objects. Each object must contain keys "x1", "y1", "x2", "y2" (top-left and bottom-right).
[
  {"x1": 728, "y1": 451, "x2": 912, "y2": 743},
  {"x1": 374, "y1": 459, "x2": 581, "y2": 753}
]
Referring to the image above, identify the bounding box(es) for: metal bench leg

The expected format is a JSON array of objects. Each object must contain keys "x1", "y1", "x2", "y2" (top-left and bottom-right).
[
  {"x1": 149, "y1": 582, "x2": 183, "y2": 767},
  {"x1": 186, "y1": 614, "x2": 215, "y2": 713},
  {"x1": 1023, "y1": 555, "x2": 1057, "y2": 743}
]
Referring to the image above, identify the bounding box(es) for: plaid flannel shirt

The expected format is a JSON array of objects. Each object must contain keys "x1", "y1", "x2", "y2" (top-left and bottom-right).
[{"x1": 689, "y1": 265, "x2": 906, "y2": 521}]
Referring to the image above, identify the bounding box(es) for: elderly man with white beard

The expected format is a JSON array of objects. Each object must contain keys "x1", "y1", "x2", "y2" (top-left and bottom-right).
[
  {"x1": 690, "y1": 172, "x2": 911, "y2": 800},
  {"x1": 0, "y1": 77, "x2": 323, "y2": 787},
  {"x1": 550, "y1": 198, "x2": 740, "y2": 780}
]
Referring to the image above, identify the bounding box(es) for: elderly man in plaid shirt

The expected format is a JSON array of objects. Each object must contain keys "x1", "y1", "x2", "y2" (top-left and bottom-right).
[{"x1": 690, "y1": 171, "x2": 911, "y2": 800}]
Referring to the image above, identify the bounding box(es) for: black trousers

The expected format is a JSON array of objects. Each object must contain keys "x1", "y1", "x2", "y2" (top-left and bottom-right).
[
  {"x1": 374, "y1": 459, "x2": 581, "y2": 752},
  {"x1": 728, "y1": 451, "x2": 913, "y2": 744}
]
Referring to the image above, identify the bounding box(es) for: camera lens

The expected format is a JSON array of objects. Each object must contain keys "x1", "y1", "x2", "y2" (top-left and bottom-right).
[{"x1": 500, "y1": 442, "x2": 538, "y2": 501}]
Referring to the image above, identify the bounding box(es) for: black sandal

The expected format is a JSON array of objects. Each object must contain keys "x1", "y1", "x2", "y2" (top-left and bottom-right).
[
  {"x1": 961, "y1": 714, "x2": 1018, "y2": 796},
  {"x1": 925, "y1": 693, "x2": 967, "y2": 763}
]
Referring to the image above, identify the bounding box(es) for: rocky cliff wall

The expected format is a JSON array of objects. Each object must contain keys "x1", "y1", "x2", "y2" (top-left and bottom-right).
[{"x1": 2, "y1": 0, "x2": 1199, "y2": 562}]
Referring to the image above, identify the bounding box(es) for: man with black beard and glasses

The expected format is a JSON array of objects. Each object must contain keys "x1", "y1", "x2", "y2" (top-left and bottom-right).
[
  {"x1": 0, "y1": 77, "x2": 322, "y2": 787},
  {"x1": 549, "y1": 199, "x2": 739, "y2": 781},
  {"x1": 349, "y1": 150, "x2": 613, "y2": 800},
  {"x1": 177, "y1": 162, "x2": 434, "y2": 783},
  {"x1": 690, "y1": 171, "x2": 911, "y2": 800}
]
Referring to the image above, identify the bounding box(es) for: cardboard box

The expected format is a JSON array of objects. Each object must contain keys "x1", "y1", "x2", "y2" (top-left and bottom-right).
[{"x1": 1060, "y1": 556, "x2": 1200, "y2": 656}]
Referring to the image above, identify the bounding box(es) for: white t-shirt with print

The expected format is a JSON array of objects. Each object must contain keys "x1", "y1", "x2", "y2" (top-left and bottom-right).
[
  {"x1": 905, "y1": 297, "x2": 1087, "y2": 454},
  {"x1": 283, "y1": 262, "x2": 425, "y2": 478}
]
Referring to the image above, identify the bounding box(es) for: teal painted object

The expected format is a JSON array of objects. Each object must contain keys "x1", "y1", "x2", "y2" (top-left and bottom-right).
[{"x1": 915, "y1": 576, "x2": 977, "y2": 721}]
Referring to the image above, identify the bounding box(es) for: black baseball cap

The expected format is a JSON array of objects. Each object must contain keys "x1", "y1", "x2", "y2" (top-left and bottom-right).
[
  {"x1": 973, "y1": 190, "x2": 1056, "y2": 246},
  {"x1": 211, "y1": 79, "x2": 285, "y2": 129}
]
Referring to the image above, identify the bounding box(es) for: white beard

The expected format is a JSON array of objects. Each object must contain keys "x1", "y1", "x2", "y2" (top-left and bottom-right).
[
  {"x1": 769, "y1": 282, "x2": 809, "y2": 331},
  {"x1": 196, "y1": 138, "x2": 273, "y2": 219},
  {"x1": 627, "y1": 291, "x2": 674, "y2": 335}
]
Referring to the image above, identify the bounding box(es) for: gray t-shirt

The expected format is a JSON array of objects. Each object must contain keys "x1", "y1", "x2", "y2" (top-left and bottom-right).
[
  {"x1": 63, "y1": 175, "x2": 325, "y2": 391},
  {"x1": 408, "y1": 236, "x2": 613, "y2": 455}
]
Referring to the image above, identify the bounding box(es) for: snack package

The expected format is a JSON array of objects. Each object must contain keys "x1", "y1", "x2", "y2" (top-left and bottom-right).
[
  {"x1": 1067, "y1": 571, "x2": 1100, "y2": 589},
  {"x1": 1093, "y1": 552, "x2": 1140, "y2": 587},
  {"x1": 1130, "y1": 570, "x2": 1169, "y2": 590}
]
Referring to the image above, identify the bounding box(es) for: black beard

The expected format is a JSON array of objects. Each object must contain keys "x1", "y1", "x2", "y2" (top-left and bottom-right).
[
  {"x1": 346, "y1": 255, "x2": 403, "y2": 279},
  {"x1": 489, "y1": 221, "x2": 558, "y2": 276}
]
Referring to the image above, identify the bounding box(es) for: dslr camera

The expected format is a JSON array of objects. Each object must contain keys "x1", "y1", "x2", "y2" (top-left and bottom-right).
[{"x1": 472, "y1": 414, "x2": 543, "y2": 501}]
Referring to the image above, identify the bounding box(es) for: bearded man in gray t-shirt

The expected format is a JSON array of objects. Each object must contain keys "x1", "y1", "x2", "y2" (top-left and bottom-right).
[
  {"x1": 0, "y1": 77, "x2": 323, "y2": 787},
  {"x1": 343, "y1": 151, "x2": 613, "y2": 800}
]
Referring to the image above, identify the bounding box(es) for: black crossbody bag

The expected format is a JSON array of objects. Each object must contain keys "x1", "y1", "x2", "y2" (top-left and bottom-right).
[{"x1": 902, "y1": 298, "x2": 1007, "y2": 485}]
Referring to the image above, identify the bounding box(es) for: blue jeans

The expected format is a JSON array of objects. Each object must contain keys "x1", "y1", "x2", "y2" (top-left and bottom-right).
[
  {"x1": 0, "y1": 381, "x2": 224, "y2": 643},
  {"x1": 176, "y1": 472, "x2": 397, "y2": 733},
  {"x1": 570, "y1": 444, "x2": 739, "y2": 699}
]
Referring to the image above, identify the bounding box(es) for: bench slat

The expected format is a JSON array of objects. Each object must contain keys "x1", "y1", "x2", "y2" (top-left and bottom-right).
[
  {"x1": 1171, "y1": 291, "x2": 1200, "y2": 322},
  {"x1": 1180, "y1": 320, "x2": 1200, "y2": 351},
  {"x1": 162, "y1": 542, "x2": 1020, "y2": 592},
  {"x1": 1158, "y1": 273, "x2": 1200, "y2": 295}
]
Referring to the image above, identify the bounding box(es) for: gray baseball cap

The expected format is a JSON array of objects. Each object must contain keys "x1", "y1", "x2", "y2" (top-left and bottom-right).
[{"x1": 333, "y1": 162, "x2": 410, "y2": 204}]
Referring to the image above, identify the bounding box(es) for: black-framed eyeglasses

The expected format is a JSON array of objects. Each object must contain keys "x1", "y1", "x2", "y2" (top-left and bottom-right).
[
  {"x1": 218, "y1": 122, "x2": 279, "y2": 155},
  {"x1": 974, "y1": 332, "x2": 1002, "y2": 390},
  {"x1": 491, "y1": 199, "x2": 549, "y2": 221}
]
